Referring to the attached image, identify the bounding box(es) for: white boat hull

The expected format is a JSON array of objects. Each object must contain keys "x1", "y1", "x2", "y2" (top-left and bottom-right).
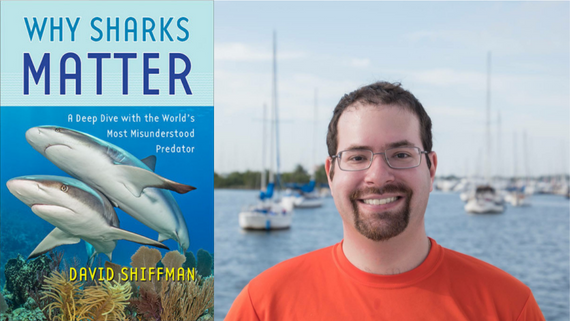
[
  {"x1": 295, "y1": 198, "x2": 323, "y2": 208},
  {"x1": 239, "y1": 206, "x2": 293, "y2": 230},
  {"x1": 464, "y1": 199, "x2": 504, "y2": 214},
  {"x1": 281, "y1": 195, "x2": 323, "y2": 209}
]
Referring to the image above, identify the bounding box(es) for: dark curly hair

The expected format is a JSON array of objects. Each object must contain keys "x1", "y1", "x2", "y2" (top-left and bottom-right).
[{"x1": 327, "y1": 81, "x2": 433, "y2": 179}]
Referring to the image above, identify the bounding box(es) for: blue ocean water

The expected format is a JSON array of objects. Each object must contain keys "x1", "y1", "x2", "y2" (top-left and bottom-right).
[
  {"x1": 215, "y1": 189, "x2": 569, "y2": 321},
  {"x1": 0, "y1": 106, "x2": 214, "y2": 283}
]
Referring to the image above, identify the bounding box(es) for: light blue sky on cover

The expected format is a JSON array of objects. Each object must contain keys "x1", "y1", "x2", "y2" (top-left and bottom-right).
[{"x1": 214, "y1": 1, "x2": 569, "y2": 177}]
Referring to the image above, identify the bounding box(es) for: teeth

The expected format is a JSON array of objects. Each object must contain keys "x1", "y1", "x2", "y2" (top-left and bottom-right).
[{"x1": 362, "y1": 197, "x2": 398, "y2": 205}]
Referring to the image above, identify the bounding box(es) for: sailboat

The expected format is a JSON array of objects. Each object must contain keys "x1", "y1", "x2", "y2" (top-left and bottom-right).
[
  {"x1": 505, "y1": 131, "x2": 531, "y2": 207},
  {"x1": 281, "y1": 89, "x2": 324, "y2": 209},
  {"x1": 465, "y1": 52, "x2": 505, "y2": 214},
  {"x1": 239, "y1": 32, "x2": 294, "y2": 230},
  {"x1": 282, "y1": 179, "x2": 323, "y2": 209}
]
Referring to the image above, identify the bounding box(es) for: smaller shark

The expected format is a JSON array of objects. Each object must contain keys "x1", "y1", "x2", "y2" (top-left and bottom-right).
[{"x1": 6, "y1": 175, "x2": 169, "y2": 261}]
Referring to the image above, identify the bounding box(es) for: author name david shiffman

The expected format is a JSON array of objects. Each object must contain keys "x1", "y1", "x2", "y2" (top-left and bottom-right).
[{"x1": 69, "y1": 267, "x2": 196, "y2": 282}]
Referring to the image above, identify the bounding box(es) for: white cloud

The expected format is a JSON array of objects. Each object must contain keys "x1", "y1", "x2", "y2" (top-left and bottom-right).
[
  {"x1": 215, "y1": 42, "x2": 306, "y2": 62},
  {"x1": 402, "y1": 3, "x2": 569, "y2": 56},
  {"x1": 350, "y1": 58, "x2": 371, "y2": 68},
  {"x1": 405, "y1": 69, "x2": 485, "y2": 89}
]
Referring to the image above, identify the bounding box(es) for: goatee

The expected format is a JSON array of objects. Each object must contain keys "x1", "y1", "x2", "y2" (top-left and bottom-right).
[{"x1": 350, "y1": 182, "x2": 413, "y2": 241}]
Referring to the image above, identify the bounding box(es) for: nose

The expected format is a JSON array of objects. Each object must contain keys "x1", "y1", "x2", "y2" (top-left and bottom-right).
[
  {"x1": 25, "y1": 127, "x2": 41, "y2": 141},
  {"x1": 363, "y1": 153, "x2": 395, "y2": 186}
]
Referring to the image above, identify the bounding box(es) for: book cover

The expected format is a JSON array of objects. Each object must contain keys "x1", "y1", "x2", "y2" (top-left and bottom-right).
[{"x1": 0, "y1": 1, "x2": 214, "y2": 320}]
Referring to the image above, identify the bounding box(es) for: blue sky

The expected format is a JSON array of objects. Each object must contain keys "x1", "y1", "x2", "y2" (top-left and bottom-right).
[{"x1": 214, "y1": 1, "x2": 569, "y2": 177}]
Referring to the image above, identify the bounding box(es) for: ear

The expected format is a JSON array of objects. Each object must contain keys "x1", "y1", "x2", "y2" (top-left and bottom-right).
[
  {"x1": 428, "y1": 152, "x2": 438, "y2": 192},
  {"x1": 325, "y1": 157, "x2": 334, "y2": 194}
]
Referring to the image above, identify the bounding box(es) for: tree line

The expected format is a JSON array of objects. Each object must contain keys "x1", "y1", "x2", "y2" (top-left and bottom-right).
[{"x1": 214, "y1": 164, "x2": 329, "y2": 189}]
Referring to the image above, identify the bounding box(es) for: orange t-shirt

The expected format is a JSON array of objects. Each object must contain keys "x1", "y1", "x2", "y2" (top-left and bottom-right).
[{"x1": 226, "y1": 238, "x2": 545, "y2": 320}]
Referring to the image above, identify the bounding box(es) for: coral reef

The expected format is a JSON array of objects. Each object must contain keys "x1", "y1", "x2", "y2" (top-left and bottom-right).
[
  {"x1": 160, "y1": 275, "x2": 214, "y2": 321},
  {"x1": 77, "y1": 281, "x2": 131, "y2": 321},
  {"x1": 41, "y1": 270, "x2": 132, "y2": 321},
  {"x1": 183, "y1": 251, "x2": 197, "y2": 271},
  {"x1": 4, "y1": 254, "x2": 52, "y2": 308},
  {"x1": 127, "y1": 246, "x2": 214, "y2": 321},
  {"x1": 129, "y1": 287, "x2": 162, "y2": 320},
  {"x1": 182, "y1": 249, "x2": 214, "y2": 278},
  {"x1": 103, "y1": 262, "x2": 124, "y2": 284},
  {"x1": 196, "y1": 249, "x2": 213, "y2": 278},
  {"x1": 0, "y1": 208, "x2": 54, "y2": 287},
  {"x1": 130, "y1": 247, "x2": 162, "y2": 294},
  {"x1": 0, "y1": 292, "x2": 7, "y2": 313},
  {"x1": 6, "y1": 307, "x2": 45, "y2": 321},
  {"x1": 42, "y1": 271, "x2": 81, "y2": 321},
  {"x1": 1, "y1": 247, "x2": 214, "y2": 321}
]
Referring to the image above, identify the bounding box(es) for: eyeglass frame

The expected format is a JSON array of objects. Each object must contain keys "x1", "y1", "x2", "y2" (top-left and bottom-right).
[{"x1": 330, "y1": 146, "x2": 431, "y2": 171}]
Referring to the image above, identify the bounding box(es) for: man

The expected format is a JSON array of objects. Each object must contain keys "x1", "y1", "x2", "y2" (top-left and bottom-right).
[{"x1": 226, "y1": 81, "x2": 545, "y2": 320}]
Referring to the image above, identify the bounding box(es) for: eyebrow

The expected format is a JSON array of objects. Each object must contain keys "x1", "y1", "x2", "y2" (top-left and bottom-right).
[{"x1": 344, "y1": 140, "x2": 416, "y2": 152}]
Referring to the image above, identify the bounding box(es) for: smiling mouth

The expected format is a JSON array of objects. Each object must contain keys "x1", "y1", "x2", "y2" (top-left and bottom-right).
[{"x1": 360, "y1": 197, "x2": 400, "y2": 205}]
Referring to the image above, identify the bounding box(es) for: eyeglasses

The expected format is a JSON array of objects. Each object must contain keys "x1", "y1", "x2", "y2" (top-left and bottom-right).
[{"x1": 331, "y1": 147, "x2": 430, "y2": 171}]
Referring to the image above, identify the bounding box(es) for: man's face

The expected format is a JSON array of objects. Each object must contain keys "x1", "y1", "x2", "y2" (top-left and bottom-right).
[{"x1": 325, "y1": 103, "x2": 437, "y2": 241}]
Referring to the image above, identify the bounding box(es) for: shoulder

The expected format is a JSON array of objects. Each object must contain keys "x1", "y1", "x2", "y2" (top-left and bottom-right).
[
  {"x1": 440, "y1": 246, "x2": 531, "y2": 294},
  {"x1": 437, "y1": 246, "x2": 545, "y2": 319},
  {"x1": 226, "y1": 244, "x2": 340, "y2": 321}
]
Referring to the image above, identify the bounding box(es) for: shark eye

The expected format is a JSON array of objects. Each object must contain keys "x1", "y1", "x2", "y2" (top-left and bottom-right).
[
  {"x1": 60, "y1": 185, "x2": 69, "y2": 192},
  {"x1": 55, "y1": 128, "x2": 63, "y2": 133}
]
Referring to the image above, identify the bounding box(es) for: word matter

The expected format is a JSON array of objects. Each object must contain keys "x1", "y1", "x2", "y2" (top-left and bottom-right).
[{"x1": 23, "y1": 52, "x2": 192, "y2": 95}]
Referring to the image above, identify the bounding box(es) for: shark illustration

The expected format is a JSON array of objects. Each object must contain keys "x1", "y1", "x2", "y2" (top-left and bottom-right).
[
  {"x1": 6, "y1": 175, "x2": 169, "y2": 261},
  {"x1": 25, "y1": 126, "x2": 195, "y2": 253}
]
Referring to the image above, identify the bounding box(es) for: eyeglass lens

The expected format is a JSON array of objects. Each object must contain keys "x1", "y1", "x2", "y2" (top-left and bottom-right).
[{"x1": 339, "y1": 147, "x2": 421, "y2": 170}]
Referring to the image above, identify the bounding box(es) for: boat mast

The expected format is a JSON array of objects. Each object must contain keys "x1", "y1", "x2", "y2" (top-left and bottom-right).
[
  {"x1": 485, "y1": 51, "x2": 492, "y2": 184},
  {"x1": 513, "y1": 132, "x2": 518, "y2": 178},
  {"x1": 523, "y1": 130, "x2": 529, "y2": 181},
  {"x1": 497, "y1": 110, "x2": 501, "y2": 179},
  {"x1": 311, "y1": 88, "x2": 318, "y2": 179},
  {"x1": 273, "y1": 30, "x2": 282, "y2": 189},
  {"x1": 261, "y1": 103, "x2": 267, "y2": 191}
]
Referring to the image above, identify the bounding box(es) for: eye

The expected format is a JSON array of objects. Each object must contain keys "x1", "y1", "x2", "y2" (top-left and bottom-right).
[
  {"x1": 60, "y1": 185, "x2": 69, "y2": 192},
  {"x1": 395, "y1": 153, "x2": 411, "y2": 159},
  {"x1": 349, "y1": 155, "x2": 366, "y2": 162},
  {"x1": 55, "y1": 128, "x2": 63, "y2": 133},
  {"x1": 345, "y1": 153, "x2": 369, "y2": 163}
]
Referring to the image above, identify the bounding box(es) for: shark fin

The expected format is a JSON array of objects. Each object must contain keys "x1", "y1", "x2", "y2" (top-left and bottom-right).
[
  {"x1": 28, "y1": 228, "x2": 81, "y2": 259},
  {"x1": 158, "y1": 233, "x2": 169, "y2": 242},
  {"x1": 104, "y1": 252, "x2": 113, "y2": 261},
  {"x1": 86, "y1": 242, "x2": 97, "y2": 267},
  {"x1": 140, "y1": 155, "x2": 157, "y2": 172},
  {"x1": 108, "y1": 226, "x2": 170, "y2": 250},
  {"x1": 87, "y1": 252, "x2": 98, "y2": 268},
  {"x1": 116, "y1": 165, "x2": 196, "y2": 196}
]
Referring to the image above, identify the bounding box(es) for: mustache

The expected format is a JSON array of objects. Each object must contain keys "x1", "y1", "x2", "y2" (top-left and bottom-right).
[{"x1": 350, "y1": 183, "x2": 412, "y2": 200}]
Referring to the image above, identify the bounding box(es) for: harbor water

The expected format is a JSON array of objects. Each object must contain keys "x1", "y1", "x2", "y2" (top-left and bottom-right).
[{"x1": 215, "y1": 189, "x2": 569, "y2": 320}]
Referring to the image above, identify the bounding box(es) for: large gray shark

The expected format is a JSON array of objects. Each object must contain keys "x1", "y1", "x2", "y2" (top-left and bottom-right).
[
  {"x1": 25, "y1": 126, "x2": 194, "y2": 252},
  {"x1": 6, "y1": 175, "x2": 169, "y2": 260}
]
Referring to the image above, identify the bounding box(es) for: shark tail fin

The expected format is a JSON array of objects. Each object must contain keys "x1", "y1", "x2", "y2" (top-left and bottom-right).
[
  {"x1": 108, "y1": 227, "x2": 169, "y2": 250},
  {"x1": 28, "y1": 228, "x2": 81, "y2": 260},
  {"x1": 115, "y1": 165, "x2": 196, "y2": 196}
]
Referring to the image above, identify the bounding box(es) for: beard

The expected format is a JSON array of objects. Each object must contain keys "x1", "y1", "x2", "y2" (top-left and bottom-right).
[{"x1": 349, "y1": 182, "x2": 413, "y2": 241}]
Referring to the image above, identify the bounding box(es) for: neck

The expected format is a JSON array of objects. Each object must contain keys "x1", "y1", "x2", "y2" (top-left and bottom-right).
[{"x1": 342, "y1": 223, "x2": 431, "y2": 275}]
